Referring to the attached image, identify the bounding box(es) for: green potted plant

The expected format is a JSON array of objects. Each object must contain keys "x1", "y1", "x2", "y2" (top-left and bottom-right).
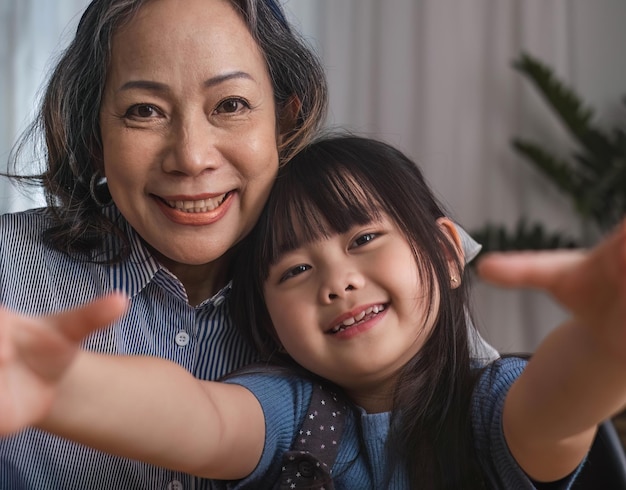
[{"x1": 471, "y1": 52, "x2": 626, "y2": 256}]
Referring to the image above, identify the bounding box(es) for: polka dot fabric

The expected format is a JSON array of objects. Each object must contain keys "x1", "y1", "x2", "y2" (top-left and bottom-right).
[{"x1": 278, "y1": 384, "x2": 348, "y2": 490}]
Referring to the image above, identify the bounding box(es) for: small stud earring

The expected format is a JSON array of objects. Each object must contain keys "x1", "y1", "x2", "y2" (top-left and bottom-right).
[{"x1": 450, "y1": 276, "x2": 458, "y2": 284}]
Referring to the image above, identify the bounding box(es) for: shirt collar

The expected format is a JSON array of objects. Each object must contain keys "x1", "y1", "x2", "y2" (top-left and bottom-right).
[
  {"x1": 104, "y1": 206, "x2": 163, "y2": 299},
  {"x1": 103, "y1": 205, "x2": 233, "y2": 305}
]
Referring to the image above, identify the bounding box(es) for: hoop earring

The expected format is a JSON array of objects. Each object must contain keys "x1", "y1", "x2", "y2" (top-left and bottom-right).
[{"x1": 89, "y1": 171, "x2": 112, "y2": 207}]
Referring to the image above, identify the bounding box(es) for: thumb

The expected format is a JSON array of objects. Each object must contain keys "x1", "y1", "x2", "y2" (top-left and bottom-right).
[
  {"x1": 51, "y1": 292, "x2": 129, "y2": 342},
  {"x1": 476, "y1": 250, "x2": 585, "y2": 291}
]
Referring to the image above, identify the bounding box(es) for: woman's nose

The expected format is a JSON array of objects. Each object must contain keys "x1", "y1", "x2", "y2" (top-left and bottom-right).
[{"x1": 163, "y1": 116, "x2": 222, "y2": 176}]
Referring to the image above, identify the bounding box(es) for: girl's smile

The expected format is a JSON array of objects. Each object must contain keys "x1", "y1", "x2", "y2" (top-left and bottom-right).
[{"x1": 326, "y1": 303, "x2": 388, "y2": 337}]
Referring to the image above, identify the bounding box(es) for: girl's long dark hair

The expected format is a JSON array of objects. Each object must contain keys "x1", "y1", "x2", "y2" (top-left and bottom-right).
[{"x1": 231, "y1": 134, "x2": 486, "y2": 488}]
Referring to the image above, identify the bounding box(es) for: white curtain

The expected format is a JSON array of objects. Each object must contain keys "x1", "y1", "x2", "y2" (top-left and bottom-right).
[
  {"x1": 0, "y1": 0, "x2": 90, "y2": 212},
  {"x1": 2, "y1": 0, "x2": 626, "y2": 352}
]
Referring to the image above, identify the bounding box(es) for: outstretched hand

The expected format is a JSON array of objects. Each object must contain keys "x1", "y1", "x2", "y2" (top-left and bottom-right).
[
  {"x1": 477, "y1": 221, "x2": 626, "y2": 358},
  {"x1": 0, "y1": 293, "x2": 128, "y2": 435}
]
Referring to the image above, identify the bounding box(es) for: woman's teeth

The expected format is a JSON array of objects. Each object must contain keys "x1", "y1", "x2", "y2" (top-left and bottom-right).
[
  {"x1": 330, "y1": 304, "x2": 386, "y2": 333},
  {"x1": 165, "y1": 193, "x2": 227, "y2": 213}
]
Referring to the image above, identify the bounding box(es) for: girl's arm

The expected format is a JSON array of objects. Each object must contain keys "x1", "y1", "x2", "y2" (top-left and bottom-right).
[
  {"x1": 477, "y1": 221, "x2": 626, "y2": 483},
  {"x1": 0, "y1": 294, "x2": 265, "y2": 480}
]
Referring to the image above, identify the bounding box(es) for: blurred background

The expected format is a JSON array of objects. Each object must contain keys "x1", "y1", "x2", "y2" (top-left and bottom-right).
[{"x1": 2, "y1": 0, "x2": 626, "y2": 354}]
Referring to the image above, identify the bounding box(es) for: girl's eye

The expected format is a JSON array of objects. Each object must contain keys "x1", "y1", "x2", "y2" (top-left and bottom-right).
[
  {"x1": 215, "y1": 97, "x2": 250, "y2": 114},
  {"x1": 352, "y1": 233, "x2": 377, "y2": 248},
  {"x1": 125, "y1": 104, "x2": 161, "y2": 119},
  {"x1": 280, "y1": 264, "x2": 311, "y2": 283}
]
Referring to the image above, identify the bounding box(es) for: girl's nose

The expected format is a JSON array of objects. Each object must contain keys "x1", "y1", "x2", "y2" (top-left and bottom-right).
[
  {"x1": 327, "y1": 283, "x2": 355, "y2": 301},
  {"x1": 319, "y1": 270, "x2": 365, "y2": 304}
]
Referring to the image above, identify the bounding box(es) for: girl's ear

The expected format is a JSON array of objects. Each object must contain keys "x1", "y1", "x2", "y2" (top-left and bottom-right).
[
  {"x1": 437, "y1": 217, "x2": 464, "y2": 288},
  {"x1": 277, "y1": 95, "x2": 302, "y2": 140}
]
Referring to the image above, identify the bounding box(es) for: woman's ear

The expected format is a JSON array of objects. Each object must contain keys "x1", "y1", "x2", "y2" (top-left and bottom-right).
[
  {"x1": 277, "y1": 95, "x2": 302, "y2": 141},
  {"x1": 437, "y1": 217, "x2": 464, "y2": 288}
]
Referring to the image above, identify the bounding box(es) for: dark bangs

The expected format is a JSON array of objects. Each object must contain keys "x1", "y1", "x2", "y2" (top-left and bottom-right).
[
  {"x1": 257, "y1": 142, "x2": 386, "y2": 279},
  {"x1": 254, "y1": 136, "x2": 453, "y2": 289}
]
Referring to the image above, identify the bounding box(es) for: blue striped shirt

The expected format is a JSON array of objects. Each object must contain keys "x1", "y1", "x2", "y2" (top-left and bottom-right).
[{"x1": 0, "y1": 206, "x2": 259, "y2": 490}]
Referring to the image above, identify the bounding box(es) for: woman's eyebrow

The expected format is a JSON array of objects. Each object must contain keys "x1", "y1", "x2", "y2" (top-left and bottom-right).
[
  {"x1": 117, "y1": 72, "x2": 254, "y2": 93},
  {"x1": 203, "y1": 71, "x2": 254, "y2": 88},
  {"x1": 118, "y1": 80, "x2": 169, "y2": 93}
]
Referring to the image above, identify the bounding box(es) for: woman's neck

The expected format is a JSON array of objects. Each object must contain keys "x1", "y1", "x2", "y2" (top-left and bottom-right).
[{"x1": 154, "y1": 251, "x2": 232, "y2": 307}]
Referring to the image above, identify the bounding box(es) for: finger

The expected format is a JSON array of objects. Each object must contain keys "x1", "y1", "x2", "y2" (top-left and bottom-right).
[
  {"x1": 476, "y1": 250, "x2": 585, "y2": 290},
  {"x1": 50, "y1": 292, "x2": 129, "y2": 342}
]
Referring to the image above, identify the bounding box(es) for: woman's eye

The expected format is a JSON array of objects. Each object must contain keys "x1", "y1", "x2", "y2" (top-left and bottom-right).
[
  {"x1": 280, "y1": 264, "x2": 311, "y2": 282},
  {"x1": 125, "y1": 104, "x2": 161, "y2": 119},
  {"x1": 215, "y1": 97, "x2": 250, "y2": 114},
  {"x1": 352, "y1": 233, "x2": 377, "y2": 248}
]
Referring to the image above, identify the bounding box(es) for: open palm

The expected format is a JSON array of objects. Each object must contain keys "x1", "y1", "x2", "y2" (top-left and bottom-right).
[
  {"x1": 0, "y1": 294, "x2": 128, "y2": 435},
  {"x1": 477, "y1": 222, "x2": 626, "y2": 358}
]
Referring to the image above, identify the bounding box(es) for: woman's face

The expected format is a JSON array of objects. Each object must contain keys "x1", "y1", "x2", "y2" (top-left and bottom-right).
[{"x1": 99, "y1": 0, "x2": 279, "y2": 275}]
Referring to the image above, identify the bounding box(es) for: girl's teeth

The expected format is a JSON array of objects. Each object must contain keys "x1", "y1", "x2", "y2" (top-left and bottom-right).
[
  {"x1": 332, "y1": 305, "x2": 385, "y2": 333},
  {"x1": 342, "y1": 317, "x2": 355, "y2": 327}
]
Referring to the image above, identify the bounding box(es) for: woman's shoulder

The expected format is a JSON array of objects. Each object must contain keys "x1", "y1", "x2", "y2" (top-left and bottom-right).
[
  {"x1": 0, "y1": 207, "x2": 55, "y2": 237},
  {"x1": 0, "y1": 207, "x2": 60, "y2": 258},
  {"x1": 0, "y1": 207, "x2": 113, "y2": 313}
]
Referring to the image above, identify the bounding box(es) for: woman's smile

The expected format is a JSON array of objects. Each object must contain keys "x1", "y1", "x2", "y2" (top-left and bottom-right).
[
  {"x1": 153, "y1": 191, "x2": 235, "y2": 226},
  {"x1": 162, "y1": 193, "x2": 231, "y2": 213}
]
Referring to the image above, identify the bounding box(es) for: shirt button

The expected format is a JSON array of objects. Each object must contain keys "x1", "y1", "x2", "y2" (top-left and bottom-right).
[
  {"x1": 167, "y1": 481, "x2": 183, "y2": 490},
  {"x1": 175, "y1": 331, "x2": 190, "y2": 347},
  {"x1": 214, "y1": 295, "x2": 225, "y2": 306}
]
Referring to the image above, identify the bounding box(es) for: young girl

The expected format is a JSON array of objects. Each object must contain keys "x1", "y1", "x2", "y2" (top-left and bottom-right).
[{"x1": 1, "y1": 135, "x2": 625, "y2": 489}]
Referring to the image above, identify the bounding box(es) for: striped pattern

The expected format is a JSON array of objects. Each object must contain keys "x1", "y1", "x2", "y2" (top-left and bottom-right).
[{"x1": 0, "y1": 207, "x2": 259, "y2": 490}]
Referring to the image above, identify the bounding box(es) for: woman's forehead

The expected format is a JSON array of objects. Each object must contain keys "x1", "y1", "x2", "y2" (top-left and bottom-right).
[{"x1": 108, "y1": 0, "x2": 266, "y2": 87}]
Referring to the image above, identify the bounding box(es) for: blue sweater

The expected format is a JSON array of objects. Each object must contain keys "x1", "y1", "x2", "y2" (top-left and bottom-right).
[{"x1": 220, "y1": 357, "x2": 582, "y2": 489}]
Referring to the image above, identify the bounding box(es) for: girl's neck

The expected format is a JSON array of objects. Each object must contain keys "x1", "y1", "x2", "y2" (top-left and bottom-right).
[{"x1": 345, "y1": 379, "x2": 396, "y2": 413}]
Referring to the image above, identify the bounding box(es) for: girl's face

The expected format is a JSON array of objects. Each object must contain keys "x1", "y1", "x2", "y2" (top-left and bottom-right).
[
  {"x1": 99, "y1": 0, "x2": 279, "y2": 287},
  {"x1": 263, "y1": 214, "x2": 460, "y2": 413}
]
